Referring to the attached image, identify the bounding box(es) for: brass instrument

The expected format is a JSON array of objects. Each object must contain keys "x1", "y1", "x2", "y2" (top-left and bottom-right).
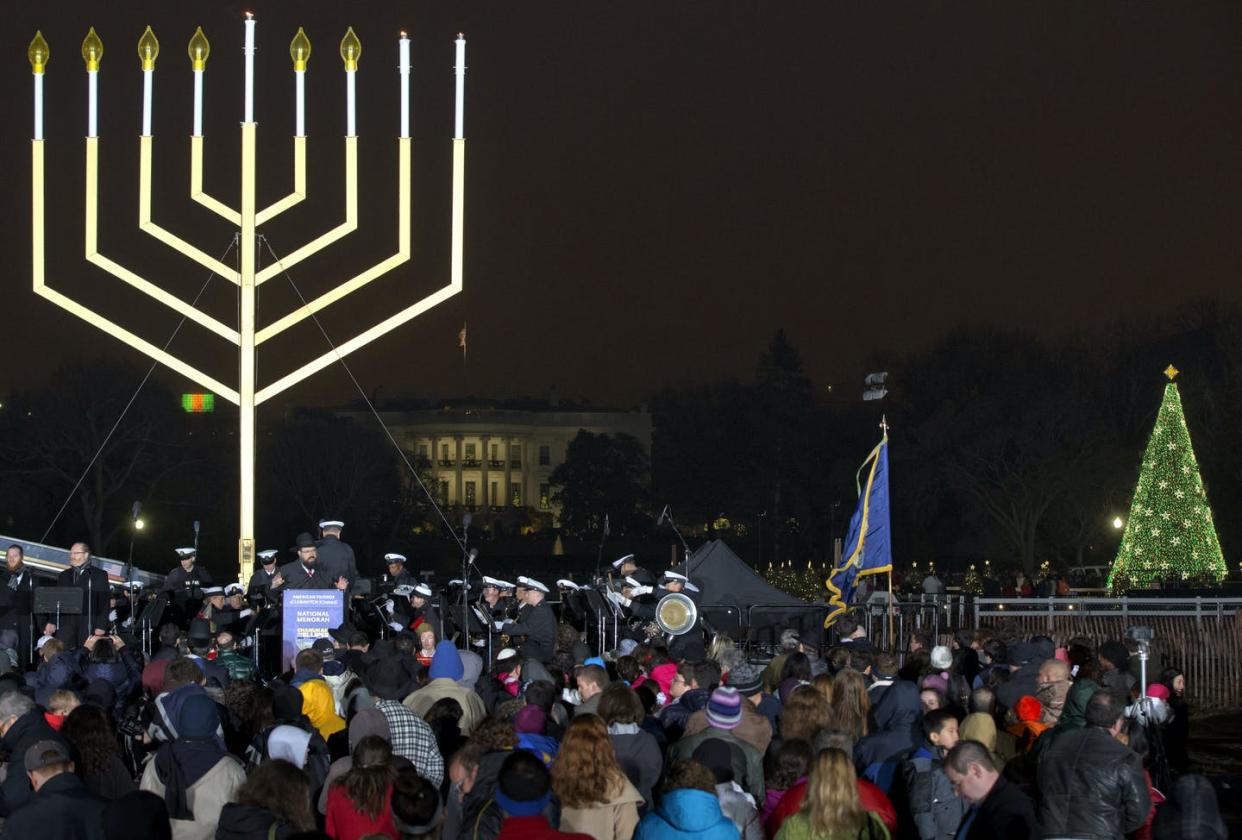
[{"x1": 655, "y1": 592, "x2": 698, "y2": 636}]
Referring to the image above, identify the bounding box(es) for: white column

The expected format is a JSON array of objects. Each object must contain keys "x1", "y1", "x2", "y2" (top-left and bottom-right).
[
  {"x1": 142, "y1": 69, "x2": 153, "y2": 136},
  {"x1": 193, "y1": 69, "x2": 203, "y2": 136},
  {"x1": 295, "y1": 69, "x2": 305, "y2": 136},
  {"x1": 454, "y1": 34, "x2": 465, "y2": 139},
  {"x1": 243, "y1": 13, "x2": 256, "y2": 123},
  {"x1": 33, "y1": 73, "x2": 43, "y2": 140},
  {"x1": 399, "y1": 34, "x2": 410, "y2": 139}
]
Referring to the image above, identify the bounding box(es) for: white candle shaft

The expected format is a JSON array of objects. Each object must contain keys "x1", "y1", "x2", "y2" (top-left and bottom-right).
[
  {"x1": 142, "y1": 69, "x2": 153, "y2": 136},
  {"x1": 193, "y1": 70, "x2": 203, "y2": 136},
  {"x1": 88, "y1": 70, "x2": 98, "y2": 138},
  {"x1": 295, "y1": 70, "x2": 305, "y2": 136},
  {"x1": 454, "y1": 37, "x2": 465, "y2": 139},
  {"x1": 34, "y1": 74, "x2": 43, "y2": 141},
  {"x1": 346, "y1": 69, "x2": 356, "y2": 137},
  {"x1": 244, "y1": 17, "x2": 256, "y2": 123},
  {"x1": 399, "y1": 38, "x2": 410, "y2": 139}
]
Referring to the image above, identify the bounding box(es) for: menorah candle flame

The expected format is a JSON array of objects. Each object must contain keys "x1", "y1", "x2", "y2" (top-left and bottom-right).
[{"x1": 28, "y1": 13, "x2": 470, "y2": 581}]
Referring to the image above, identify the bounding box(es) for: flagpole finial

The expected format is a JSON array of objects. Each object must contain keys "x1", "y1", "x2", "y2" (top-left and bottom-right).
[{"x1": 879, "y1": 415, "x2": 890, "y2": 435}]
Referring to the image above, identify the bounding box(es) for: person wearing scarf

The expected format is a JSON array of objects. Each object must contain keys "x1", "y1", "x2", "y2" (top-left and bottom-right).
[{"x1": 141, "y1": 692, "x2": 246, "y2": 840}]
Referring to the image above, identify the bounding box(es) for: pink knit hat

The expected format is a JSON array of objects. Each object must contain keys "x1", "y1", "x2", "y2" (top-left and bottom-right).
[{"x1": 1146, "y1": 683, "x2": 1171, "y2": 701}]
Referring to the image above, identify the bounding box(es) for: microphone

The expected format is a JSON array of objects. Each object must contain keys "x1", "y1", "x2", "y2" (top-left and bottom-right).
[
  {"x1": 656, "y1": 505, "x2": 670, "y2": 527},
  {"x1": 462, "y1": 513, "x2": 473, "y2": 531},
  {"x1": 468, "y1": 548, "x2": 479, "y2": 564},
  {"x1": 131, "y1": 501, "x2": 142, "y2": 519},
  {"x1": 193, "y1": 520, "x2": 200, "y2": 535},
  {"x1": 603, "y1": 514, "x2": 610, "y2": 537}
]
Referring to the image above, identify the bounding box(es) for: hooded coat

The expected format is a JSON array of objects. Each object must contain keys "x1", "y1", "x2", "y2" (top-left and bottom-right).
[
  {"x1": 659, "y1": 687, "x2": 711, "y2": 742},
  {"x1": 633, "y1": 788, "x2": 741, "y2": 840},
  {"x1": 558, "y1": 776, "x2": 645, "y2": 840},
  {"x1": 215, "y1": 802, "x2": 301, "y2": 840},
  {"x1": 403, "y1": 641, "x2": 488, "y2": 735},
  {"x1": 298, "y1": 675, "x2": 346, "y2": 741},
  {"x1": 854, "y1": 680, "x2": 922, "y2": 794},
  {"x1": 1031, "y1": 677, "x2": 1099, "y2": 764}
]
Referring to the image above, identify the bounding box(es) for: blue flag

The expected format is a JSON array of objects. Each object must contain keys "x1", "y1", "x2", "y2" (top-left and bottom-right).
[{"x1": 825, "y1": 434, "x2": 892, "y2": 626}]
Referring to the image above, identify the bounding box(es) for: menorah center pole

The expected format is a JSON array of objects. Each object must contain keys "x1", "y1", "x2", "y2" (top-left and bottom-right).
[{"x1": 238, "y1": 122, "x2": 257, "y2": 584}]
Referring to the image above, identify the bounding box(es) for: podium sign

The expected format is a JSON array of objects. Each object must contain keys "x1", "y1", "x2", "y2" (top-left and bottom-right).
[{"x1": 281, "y1": 589, "x2": 344, "y2": 669}]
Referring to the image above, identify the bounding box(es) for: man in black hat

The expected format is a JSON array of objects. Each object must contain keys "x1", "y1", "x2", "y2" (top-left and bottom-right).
[
  {"x1": 315, "y1": 519, "x2": 359, "y2": 594},
  {"x1": 184, "y1": 619, "x2": 231, "y2": 688},
  {"x1": 272, "y1": 533, "x2": 349, "y2": 592},
  {"x1": 51, "y1": 543, "x2": 110, "y2": 648},
  {"x1": 247, "y1": 549, "x2": 281, "y2": 599}
]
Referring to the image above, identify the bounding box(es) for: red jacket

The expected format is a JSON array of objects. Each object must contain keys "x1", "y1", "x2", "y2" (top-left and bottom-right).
[
  {"x1": 325, "y1": 782, "x2": 399, "y2": 840},
  {"x1": 495, "y1": 815, "x2": 593, "y2": 840},
  {"x1": 765, "y1": 778, "x2": 897, "y2": 838}
]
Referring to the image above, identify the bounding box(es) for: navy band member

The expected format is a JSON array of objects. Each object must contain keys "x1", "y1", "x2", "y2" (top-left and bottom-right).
[
  {"x1": 383, "y1": 553, "x2": 416, "y2": 589},
  {"x1": 315, "y1": 518, "x2": 359, "y2": 592},
  {"x1": 160, "y1": 547, "x2": 213, "y2": 607},
  {"x1": 497, "y1": 577, "x2": 556, "y2": 663},
  {"x1": 248, "y1": 550, "x2": 280, "y2": 598}
]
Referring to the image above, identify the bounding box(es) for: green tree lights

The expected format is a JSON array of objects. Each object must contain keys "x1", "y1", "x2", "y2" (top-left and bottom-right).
[{"x1": 1109, "y1": 366, "x2": 1227, "y2": 592}]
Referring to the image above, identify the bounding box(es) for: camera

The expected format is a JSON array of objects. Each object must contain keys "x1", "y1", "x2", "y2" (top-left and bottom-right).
[{"x1": 1126, "y1": 625, "x2": 1154, "y2": 643}]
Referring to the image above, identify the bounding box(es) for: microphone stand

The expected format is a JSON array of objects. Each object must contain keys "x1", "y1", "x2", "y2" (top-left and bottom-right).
[
  {"x1": 660, "y1": 506, "x2": 694, "y2": 574},
  {"x1": 595, "y1": 514, "x2": 610, "y2": 584}
]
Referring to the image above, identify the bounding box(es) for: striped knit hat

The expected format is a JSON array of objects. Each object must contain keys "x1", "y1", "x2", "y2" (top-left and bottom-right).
[{"x1": 705, "y1": 686, "x2": 742, "y2": 730}]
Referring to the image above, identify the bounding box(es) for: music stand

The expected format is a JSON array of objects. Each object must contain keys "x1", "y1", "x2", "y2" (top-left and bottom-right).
[
  {"x1": 34, "y1": 587, "x2": 82, "y2": 646},
  {"x1": 136, "y1": 593, "x2": 167, "y2": 656},
  {"x1": 352, "y1": 578, "x2": 374, "y2": 596},
  {"x1": 583, "y1": 586, "x2": 624, "y2": 657}
]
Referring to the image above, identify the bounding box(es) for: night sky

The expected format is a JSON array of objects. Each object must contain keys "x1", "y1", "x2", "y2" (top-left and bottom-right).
[{"x1": 4, "y1": 2, "x2": 1241, "y2": 410}]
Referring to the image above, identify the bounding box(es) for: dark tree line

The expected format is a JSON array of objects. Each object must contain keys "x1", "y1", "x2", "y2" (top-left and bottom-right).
[{"x1": 649, "y1": 306, "x2": 1242, "y2": 576}]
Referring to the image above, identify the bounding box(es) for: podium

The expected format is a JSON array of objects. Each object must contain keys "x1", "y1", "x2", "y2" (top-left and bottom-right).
[{"x1": 280, "y1": 590, "x2": 345, "y2": 669}]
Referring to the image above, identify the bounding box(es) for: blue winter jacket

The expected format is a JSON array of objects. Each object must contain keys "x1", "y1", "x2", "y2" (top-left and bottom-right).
[
  {"x1": 854, "y1": 680, "x2": 922, "y2": 794},
  {"x1": 634, "y1": 788, "x2": 741, "y2": 840}
]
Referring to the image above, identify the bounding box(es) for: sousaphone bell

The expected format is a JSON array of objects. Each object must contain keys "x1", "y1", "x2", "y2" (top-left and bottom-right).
[{"x1": 655, "y1": 592, "x2": 697, "y2": 636}]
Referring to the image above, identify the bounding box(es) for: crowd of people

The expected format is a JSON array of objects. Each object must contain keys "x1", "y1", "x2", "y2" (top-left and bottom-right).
[{"x1": 0, "y1": 537, "x2": 1230, "y2": 840}]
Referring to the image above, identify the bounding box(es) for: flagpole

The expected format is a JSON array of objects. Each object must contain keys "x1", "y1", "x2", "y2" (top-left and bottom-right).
[{"x1": 887, "y1": 568, "x2": 894, "y2": 650}]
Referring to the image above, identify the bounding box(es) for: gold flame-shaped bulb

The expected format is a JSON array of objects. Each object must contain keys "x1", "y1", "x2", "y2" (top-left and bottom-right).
[
  {"x1": 339, "y1": 26, "x2": 360, "y2": 71},
  {"x1": 28, "y1": 31, "x2": 49, "y2": 74},
  {"x1": 81, "y1": 26, "x2": 104, "y2": 71},
  {"x1": 290, "y1": 27, "x2": 311, "y2": 71},
  {"x1": 187, "y1": 27, "x2": 210, "y2": 71},
  {"x1": 137, "y1": 25, "x2": 159, "y2": 71}
]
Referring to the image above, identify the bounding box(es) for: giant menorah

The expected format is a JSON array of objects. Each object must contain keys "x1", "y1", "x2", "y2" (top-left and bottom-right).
[{"x1": 28, "y1": 16, "x2": 466, "y2": 582}]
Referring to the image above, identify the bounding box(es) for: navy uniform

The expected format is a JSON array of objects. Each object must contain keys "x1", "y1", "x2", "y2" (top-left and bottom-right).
[
  {"x1": 161, "y1": 548, "x2": 213, "y2": 607},
  {"x1": 498, "y1": 577, "x2": 557, "y2": 663},
  {"x1": 54, "y1": 550, "x2": 111, "y2": 647},
  {"x1": 315, "y1": 519, "x2": 359, "y2": 591},
  {"x1": 382, "y1": 553, "x2": 416, "y2": 591},
  {"x1": 661, "y1": 571, "x2": 707, "y2": 662},
  {"x1": 247, "y1": 550, "x2": 280, "y2": 599}
]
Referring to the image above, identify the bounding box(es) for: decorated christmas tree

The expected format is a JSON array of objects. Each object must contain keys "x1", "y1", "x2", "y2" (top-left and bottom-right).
[{"x1": 1109, "y1": 366, "x2": 1227, "y2": 592}]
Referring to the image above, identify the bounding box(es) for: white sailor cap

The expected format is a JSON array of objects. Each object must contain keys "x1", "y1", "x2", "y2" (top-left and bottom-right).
[
  {"x1": 481, "y1": 576, "x2": 505, "y2": 589},
  {"x1": 448, "y1": 579, "x2": 469, "y2": 588},
  {"x1": 393, "y1": 584, "x2": 416, "y2": 598},
  {"x1": 412, "y1": 583, "x2": 433, "y2": 598},
  {"x1": 202, "y1": 586, "x2": 224, "y2": 596},
  {"x1": 224, "y1": 583, "x2": 245, "y2": 596},
  {"x1": 124, "y1": 580, "x2": 145, "y2": 591},
  {"x1": 662, "y1": 570, "x2": 688, "y2": 582},
  {"x1": 625, "y1": 576, "x2": 643, "y2": 589},
  {"x1": 384, "y1": 553, "x2": 407, "y2": 564},
  {"x1": 496, "y1": 579, "x2": 516, "y2": 591},
  {"x1": 318, "y1": 519, "x2": 345, "y2": 530},
  {"x1": 611, "y1": 554, "x2": 635, "y2": 569},
  {"x1": 515, "y1": 576, "x2": 530, "y2": 587},
  {"x1": 524, "y1": 577, "x2": 549, "y2": 594},
  {"x1": 496, "y1": 648, "x2": 518, "y2": 662},
  {"x1": 175, "y1": 547, "x2": 197, "y2": 558},
  {"x1": 257, "y1": 550, "x2": 278, "y2": 562},
  {"x1": 556, "y1": 579, "x2": 581, "y2": 590}
]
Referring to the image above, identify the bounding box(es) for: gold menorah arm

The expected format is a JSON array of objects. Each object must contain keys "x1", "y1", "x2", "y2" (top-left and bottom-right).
[
  {"x1": 140, "y1": 137, "x2": 242, "y2": 283},
  {"x1": 255, "y1": 136, "x2": 308, "y2": 226},
  {"x1": 84, "y1": 138, "x2": 241, "y2": 345},
  {"x1": 190, "y1": 136, "x2": 241, "y2": 225},
  {"x1": 33, "y1": 140, "x2": 241, "y2": 403},
  {"x1": 253, "y1": 137, "x2": 465, "y2": 405},
  {"x1": 256, "y1": 138, "x2": 410, "y2": 345},
  {"x1": 254, "y1": 137, "x2": 358, "y2": 286}
]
